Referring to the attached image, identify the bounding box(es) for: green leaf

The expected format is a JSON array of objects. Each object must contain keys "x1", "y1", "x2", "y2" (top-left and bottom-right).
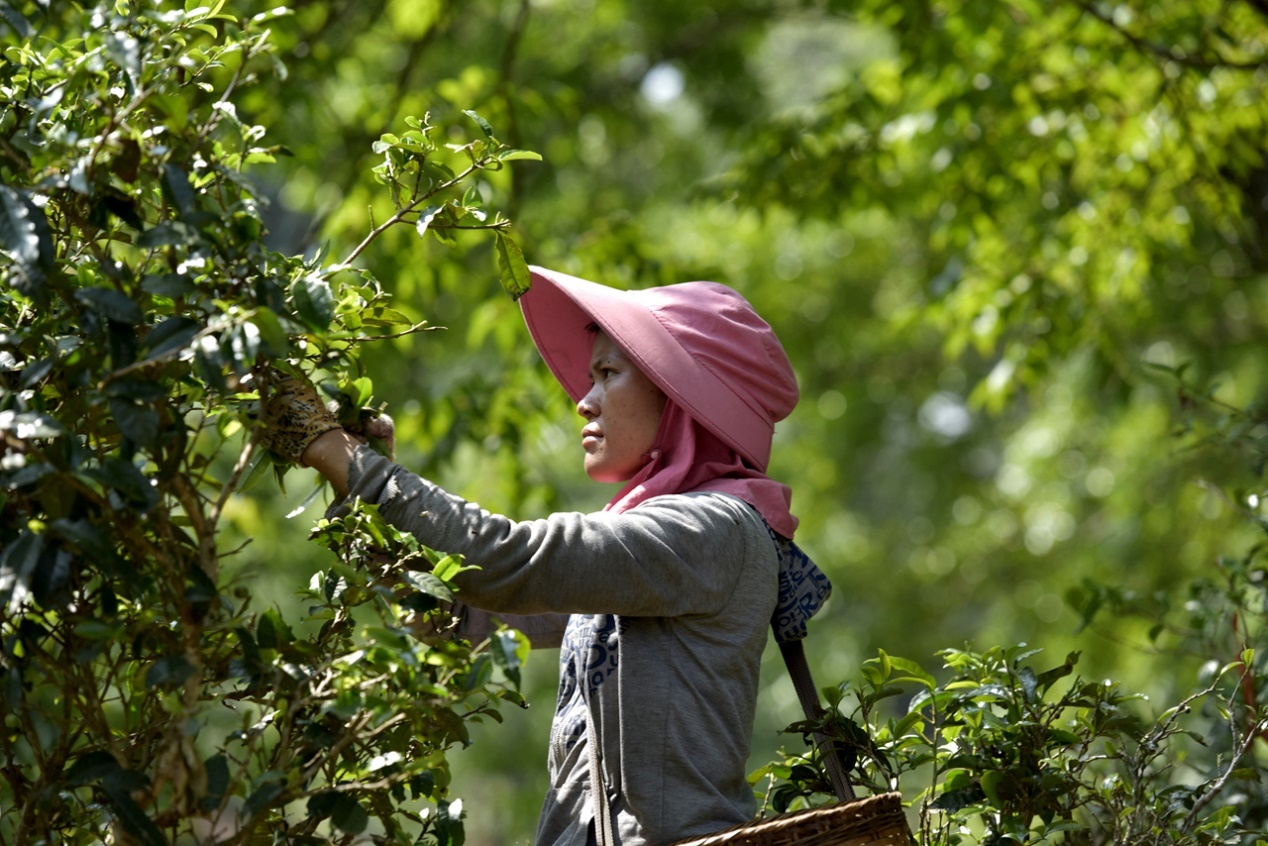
[
  {"x1": 1018, "y1": 666, "x2": 1038, "y2": 702},
  {"x1": 307, "y1": 792, "x2": 338, "y2": 819},
  {"x1": 887, "y1": 655, "x2": 936, "y2": 688},
  {"x1": 498, "y1": 149, "x2": 543, "y2": 162},
  {"x1": 330, "y1": 794, "x2": 369, "y2": 835},
  {"x1": 490, "y1": 629, "x2": 524, "y2": 686},
  {"x1": 104, "y1": 30, "x2": 142, "y2": 90},
  {"x1": 135, "y1": 221, "x2": 199, "y2": 248},
  {"x1": 109, "y1": 397, "x2": 160, "y2": 448},
  {"x1": 1042, "y1": 820, "x2": 1088, "y2": 835},
  {"x1": 250, "y1": 307, "x2": 290, "y2": 357},
  {"x1": 145, "y1": 653, "x2": 196, "y2": 689},
  {"x1": 0, "y1": 3, "x2": 35, "y2": 39},
  {"x1": 143, "y1": 316, "x2": 200, "y2": 359},
  {"x1": 1035, "y1": 652, "x2": 1080, "y2": 693},
  {"x1": 0, "y1": 184, "x2": 54, "y2": 301},
  {"x1": 162, "y1": 163, "x2": 197, "y2": 217},
  {"x1": 202, "y1": 754, "x2": 230, "y2": 811},
  {"x1": 89, "y1": 457, "x2": 159, "y2": 510},
  {"x1": 431, "y1": 554, "x2": 475, "y2": 582},
  {"x1": 464, "y1": 109, "x2": 496, "y2": 138},
  {"x1": 0, "y1": 530, "x2": 43, "y2": 614},
  {"x1": 194, "y1": 336, "x2": 227, "y2": 392},
  {"x1": 51, "y1": 518, "x2": 115, "y2": 560},
  {"x1": 1048, "y1": 728, "x2": 1081, "y2": 745},
  {"x1": 494, "y1": 232, "x2": 531, "y2": 300},
  {"x1": 930, "y1": 784, "x2": 984, "y2": 813},
  {"x1": 290, "y1": 274, "x2": 334, "y2": 333},
  {"x1": 434, "y1": 798, "x2": 465, "y2": 846},
  {"x1": 65, "y1": 750, "x2": 123, "y2": 786},
  {"x1": 73, "y1": 620, "x2": 118, "y2": 640},
  {"x1": 102, "y1": 782, "x2": 166, "y2": 846},
  {"x1": 226, "y1": 322, "x2": 260, "y2": 375},
  {"x1": 980, "y1": 769, "x2": 1003, "y2": 804},
  {"x1": 0, "y1": 410, "x2": 65, "y2": 439},
  {"x1": 76, "y1": 287, "x2": 144, "y2": 324},
  {"x1": 361, "y1": 306, "x2": 414, "y2": 327},
  {"x1": 416, "y1": 204, "x2": 444, "y2": 238},
  {"x1": 185, "y1": 563, "x2": 218, "y2": 608},
  {"x1": 141, "y1": 273, "x2": 196, "y2": 297},
  {"x1": 243, "y1": 778, "x2": 287, "y2": 819},
  {"x1": 408, "y1": 571, "x2": 456, "y2": 603},
  {"x1": 0, "y1": 185, "x2": 42, "y2": 264},
  {"x1": 256, "y1": 608, "x2": 294, "y2": 650}
]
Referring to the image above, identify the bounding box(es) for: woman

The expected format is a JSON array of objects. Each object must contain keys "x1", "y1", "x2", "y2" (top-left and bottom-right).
[{"x1": 262, "y1": 266, "x2": 830, "y2": 846}]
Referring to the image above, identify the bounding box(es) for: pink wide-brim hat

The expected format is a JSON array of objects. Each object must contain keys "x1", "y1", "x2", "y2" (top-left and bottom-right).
[{"x1": 520, "y1": 266, "x2": 798, "y2": 471}]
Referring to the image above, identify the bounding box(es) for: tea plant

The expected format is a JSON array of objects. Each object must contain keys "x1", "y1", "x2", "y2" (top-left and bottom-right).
[{"x1": 1, "y1": 2, "x2": 537, "y2": 842}]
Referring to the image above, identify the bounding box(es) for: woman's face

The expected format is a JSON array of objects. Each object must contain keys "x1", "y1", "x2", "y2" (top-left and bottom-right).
[{"x1": 577, "y1": 331, "x2": 667, "y2": 483}]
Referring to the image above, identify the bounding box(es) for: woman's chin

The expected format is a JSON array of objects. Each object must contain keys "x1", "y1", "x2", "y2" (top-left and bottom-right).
[{"x1": 584, "y1": 461, "x2": 635, "y2": 485}]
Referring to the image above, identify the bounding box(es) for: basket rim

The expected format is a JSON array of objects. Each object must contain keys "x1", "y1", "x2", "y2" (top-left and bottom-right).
[
  {"x1": 745, "y1": 791, "x2": 905, "y2": 832},
  {"x1": 670, "y1": 791, "x2": 909, "y2": 845}
]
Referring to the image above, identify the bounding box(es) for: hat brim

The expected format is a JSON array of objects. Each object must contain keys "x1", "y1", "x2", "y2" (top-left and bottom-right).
[{"x1": 520, "y1": 266, "x2": 774, "y2": 470}]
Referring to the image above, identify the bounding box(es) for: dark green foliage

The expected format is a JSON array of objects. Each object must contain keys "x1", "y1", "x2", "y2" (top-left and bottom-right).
[
  {"x1": 760, "y1": 631, "x2": 1265, "y2": 843},
  {"x1": 0, "y1": 2, "x2": 534, "y2": 842}
]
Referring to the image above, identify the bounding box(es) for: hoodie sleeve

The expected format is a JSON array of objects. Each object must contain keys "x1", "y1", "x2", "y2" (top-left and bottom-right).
[{"x1": 332, "y1": 446, "x2": 753, "y2": 618}]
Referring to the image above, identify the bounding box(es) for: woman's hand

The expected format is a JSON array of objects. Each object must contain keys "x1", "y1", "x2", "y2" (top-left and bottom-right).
[
  {"x1": 342, "y1": 407, "x2": 396, "y2": 460},
  {"x1": 258, "y1": 370, "x2": 342, "y2": 464},
  {"x1": 259, "y1": 370, "x2": 398, "y2": 497},
  {"x1": 304, "y1": 411, "x2": 395, "y2": 499}
]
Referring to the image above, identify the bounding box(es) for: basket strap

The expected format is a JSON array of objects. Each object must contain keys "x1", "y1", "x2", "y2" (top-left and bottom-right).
[{"x1": 777, "y1": 637, "x2": 856, "y2": 803}]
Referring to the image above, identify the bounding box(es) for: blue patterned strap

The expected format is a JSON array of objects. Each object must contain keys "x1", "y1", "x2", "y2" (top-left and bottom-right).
[
  {"x1": 768, "y1": 528, "x2": 832, "y2": 643},
  {"x1": 766, "y1": 528, "x2": 855, "y2": 801}
]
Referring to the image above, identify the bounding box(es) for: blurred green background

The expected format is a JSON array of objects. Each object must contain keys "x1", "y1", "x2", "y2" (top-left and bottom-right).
[{"x1": 202, "y1": 1, "x2": 1268, "y2": 842}]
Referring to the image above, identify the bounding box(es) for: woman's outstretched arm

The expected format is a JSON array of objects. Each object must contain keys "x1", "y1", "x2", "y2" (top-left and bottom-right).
[{"x1": 301, "y1": 428, "x2": 362, "y2": 497}]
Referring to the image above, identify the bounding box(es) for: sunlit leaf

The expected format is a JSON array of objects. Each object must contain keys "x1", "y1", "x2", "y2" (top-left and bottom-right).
[
  {"x1": 494, "y1": 231, "x2": 531, "y2": 300},
  {"x1": 497, "y1": 149, "x2": 542, "y2": 162}
]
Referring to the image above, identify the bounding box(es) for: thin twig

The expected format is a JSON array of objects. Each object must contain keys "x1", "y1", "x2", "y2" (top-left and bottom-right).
[
  {"x1": 1182, "y1": 711, "x2": 1268, "y2": 827},
  {"x1": 431, "y1": 221, "x2": 513, "y2": 231},
  {"x1": 341, "y1": 323, "x2": 443, "y2": 343},
  {"x1": 209, "y1": 436, "x2": 259, "y2": 530},
  {"x1": 331, "y1": 162, "x2": 485, "y2": 270}
]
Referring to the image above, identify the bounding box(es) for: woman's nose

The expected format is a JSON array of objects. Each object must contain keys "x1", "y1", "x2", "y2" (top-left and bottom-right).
[{"x1": 577, "y1": 386, "x2": 599, "y2": 419}]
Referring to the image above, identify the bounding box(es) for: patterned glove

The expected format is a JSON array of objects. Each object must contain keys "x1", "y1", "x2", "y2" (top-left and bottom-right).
[{"x1": 259, "y1": 371, "x2": 342, "y2": 464}]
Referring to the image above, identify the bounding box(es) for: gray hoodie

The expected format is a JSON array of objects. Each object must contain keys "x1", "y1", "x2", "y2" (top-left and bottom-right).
[{"x1": 337, "y1": 447, "x2": 780, "y2": 845}]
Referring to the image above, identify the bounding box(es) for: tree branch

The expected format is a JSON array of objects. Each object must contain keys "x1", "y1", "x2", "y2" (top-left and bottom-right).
[{"x1": 1069, "y1": 0, "x2": 1268, "y2": 70}]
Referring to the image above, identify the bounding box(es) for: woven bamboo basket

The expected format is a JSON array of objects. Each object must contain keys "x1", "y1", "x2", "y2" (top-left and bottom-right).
[{"x1": 668, "y1": 792, "x2": 913, "y2": 846}]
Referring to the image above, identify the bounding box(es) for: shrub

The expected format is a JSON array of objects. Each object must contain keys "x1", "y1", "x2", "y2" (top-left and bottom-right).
[
  {"x1": 0, "y1": 3, "x2": 535, "y2": 842},
  {"x1": 757, "y1": 385, "x2": 1268, "y2": 845}
]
